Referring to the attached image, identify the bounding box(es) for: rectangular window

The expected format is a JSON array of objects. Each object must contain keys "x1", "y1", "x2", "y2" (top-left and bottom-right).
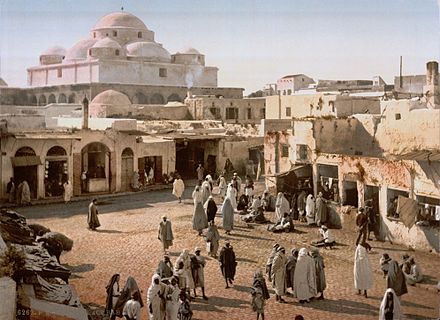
[
  {"x1": 387, "y1": 188, "x2": 409, "y2": 220},
  {"x1": 226, "y1": 108, "x2": 238, "y2": 120},
  {"x1": 57, "y1": 68, "x2": 62, "y2": 78},
  {"x1": 247, "y1": 108, "x2": 252, "y2": 119},
  {"x1": 113, "y1": 31, "x2": 117, "y2": 37},
  {"x1": 286, "y1": 107, "x2": 291, "y2": 117},
  {"x1": 209, "y1": 108, "x2": 221, "y2": 119},
  {"x1": 281, "y1": 144, "x2": 289, "y2": 158},
  {"x1": 317, "y1": 164, "x2": 339, "y2": 202},
  {"x1": 159, "y1": 68, "x2": 167, "y2": 77},
  {"x1": 297, "y1": 144, "x2": 308, "y2": 161}
]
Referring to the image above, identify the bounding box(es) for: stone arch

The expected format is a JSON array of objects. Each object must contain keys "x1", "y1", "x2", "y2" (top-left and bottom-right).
[
  {"x1": 68, "y1": 93, "x2": 76, "y2": 103},
  {"x1": 150, "y1": 93, "x2": 165, "y2": 104},
  {"x1": 58, "y1": 93, "x2": 67, "y2": 103},
  {"x1": 48, "y1": 94, "x2": 56, "y2": 104},
  {"x1": 30, "y1": 95, "x2": 38, "y2": 106},
  {"x1": 122, "y1": 147, "x2": 134, "y2": 157},
  {"x1": 38, "y1": 95, "x2": 47, "y2": 106},
  {"x1": 15, "y1": 146, "x2": 36, "y2": 157},
  {"x1": 167, "y1": 93, "x2": 182, "y2": 102},
  {"x1": 47, "y1": 146, "x2": 67, "y2": 156},
  {"x1": 132, "y1": 92, "x2": 148, "y2": 104}
]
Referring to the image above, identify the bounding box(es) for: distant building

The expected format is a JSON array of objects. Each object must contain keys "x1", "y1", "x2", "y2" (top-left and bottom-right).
[{"x1": 277, "y1": 74, "x2": 315, "y2": 95}]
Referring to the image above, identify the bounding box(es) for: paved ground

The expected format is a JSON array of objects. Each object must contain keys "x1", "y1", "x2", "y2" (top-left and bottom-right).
[{"x1": 19, "y1": 182, "x2": 440, "y2": 320}]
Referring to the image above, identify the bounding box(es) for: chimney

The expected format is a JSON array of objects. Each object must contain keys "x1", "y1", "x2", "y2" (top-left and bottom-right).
[
  {"x1": 82, "y1": 96, "x2": 89, "y2": 129},
  {"x1": 186, "y1": 89, "x2": 192, "y2": 99},
  {"x1": 424, "y1": 61, "x2": 440, "y2": 108},
  {"x1": 426, "y1": 61, "x2": 439, "y2": 86}
]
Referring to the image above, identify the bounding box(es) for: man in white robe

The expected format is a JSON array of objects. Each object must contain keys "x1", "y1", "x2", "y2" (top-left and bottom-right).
[
  {"x1": 293, "y1": 248, "x2": 317, "y2": 303},
  {"x1": 165, "y1": 277, "x2": 180, "y2": 320},
  {"x1": 147, "y1": 274, "x2": 166, "y2": 320},
  {"x1": 354, "y1": 243, "x2": 373, "y2": 298},
  {"x1": 176, "y1": 250, "x2": 195, "y2": 295},
  {"x1": 172, "y1": 176, "x2": 185, "y2": 203},
  {"x1": 63, "y1": 181, "x2": 73, "y2": 203},
  {"x1": 275, "y1": 192, "x2": 289, "y2": 222},
  {"x1": 271, "y1": 247, "x2": 287, "y2": 303},
  {"x1": 21, "y1": 180, "x2": 31, "y2": 205},
  {"x1": 122, "y1": 291, "x2": 142, "y2": 320},
  {"x1": 192, "y1": 247, "x2": 208, "y2": 300}
]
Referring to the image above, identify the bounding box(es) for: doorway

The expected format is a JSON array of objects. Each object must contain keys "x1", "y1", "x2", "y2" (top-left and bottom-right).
[{"x1": 121, "y1": 148, "x2": 134, "y2": 192}]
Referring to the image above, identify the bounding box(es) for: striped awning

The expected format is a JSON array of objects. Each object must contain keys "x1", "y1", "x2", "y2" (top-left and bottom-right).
[{"x1": 11, "y1": 156, "x2": 42, "y2": 167}]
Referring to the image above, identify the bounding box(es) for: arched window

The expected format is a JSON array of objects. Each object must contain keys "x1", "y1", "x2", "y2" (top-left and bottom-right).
[
  {"x1": 167, "y1": 93, "x2": 181, "y2": 103},
  {"x1": 58, "y1": 94, "x2": 67, "y2": 103},
  {"x1": 115, "y1": 49, "x2": 120, "y2": 56},
  {"x1": 122, "y1": 148, "x2": 134, "y2": 158},
  {"x1": 150, "y1": 93, "x2": 165, "y2": 104},
  {"x1": 15, "y1": 147, "x2": 36, "y2": 157},
  {"x1": 132, "y1": 92, "x2": 148, "y2": 104},
  {"x1": 48, "y1": 94, "x2": 56, "y2": 104},
  {"x1": 138, "y1": 32, "x2": 142, "y2": 38},
  {"x1": 47, "y1": 146, "x2": 67, "y2": 156},
  {"x1": 68, "y1": 93, "x2": 76, "y2": 103},
  {"x1": 30, "y1": 95, "x2": 38, "y2": 106},
  {"x1": 39, "y1": 95, "x2": 47, "y2": 106},
  {"x1": 93, "y1": 32, "x2": 96, "y2": 38}
]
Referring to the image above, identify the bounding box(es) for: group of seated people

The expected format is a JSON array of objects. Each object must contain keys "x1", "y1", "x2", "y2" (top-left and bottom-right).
[{"x1": 380, "y1": 253, "x2": 424, "y2": 285}]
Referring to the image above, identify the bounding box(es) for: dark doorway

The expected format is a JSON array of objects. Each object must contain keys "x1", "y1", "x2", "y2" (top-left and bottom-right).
[
  {"x1": 175, "y1": 141, "x2": 205, "y2": 179},
  {"x1": 364, "y1": 185, "x2": 379, "y2": 211},
  {"x1": 14, "y1": 166, "x2": 38, "y2": 199},
  {"x1": 343, "y1": 180, "x2": 358, "y2": 207}
]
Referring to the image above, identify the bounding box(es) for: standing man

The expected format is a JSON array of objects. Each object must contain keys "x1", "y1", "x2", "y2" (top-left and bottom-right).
[
  {"x1": 315, "y1": 192, "x2": 327, "y2": 227},
  {"x1": 196, "y1": 164, "x2": 205, "y2": 185},
  {"x1": 354, "y1": 242, "x2": 373, "y2": 298},
  {"x1": 147, "y1": 274, "x2": 166, "y2": 320},
  {"x1": 293, "y1": 248, "x2": 317, "y2": 304},
  {"x1": 311, "y1": 248, "x2": 326, "y2": 300},
  {"x1": 156, "y1": 255, "x2": 174, "y2": 281},
  {"x1": 122, "y1": 291, "x2": 142, "y2": 320},
  {"x1": 87, "y1": 198, "x2": 100, "y2": 231},
  {"x1": 158, "y1": 216, "x2": 174, "y2": 253},
  {"x1": 355, "y1": 208, "x2": 368, "y2": 246},
  {"x1": 205, "y1": 196, "x2": 218, "y2": 224},
  {"x1": 63, "y1": 180, "x2": 73, "y2": 203},
  {"x1": 172, "y1": 175, "x2": 185, "y2": 203},
  {"x1": 6, "y1": 177, "x2": 15, "y2": 203},
  {"x1": 271, "y1": 246, "x2": 287, "y2": 303},
  {"x1": 265, "y1": 243, "x2": 280, "y2": 282},
  {"x1": 205, "y1": 221, "x2": 220, "y2": 258},
  {"x1": 297, "y1": 189, "x2": 307, "y2": 222},
  {"x1": 192, "y1": 248, "x2": 208, "y2": 300},
  {"x1": 81, "y1": 170, "x2": 88, "y2": 193},
  {"x1": 365, "y1": 199, "x2": 377, "y2": 240},
  {"x1": 219, "y1": 240, "x2": 237, "y2": 289},
  {"x1": 192, "y1": 186, "x2": 208, "y2": 236}
]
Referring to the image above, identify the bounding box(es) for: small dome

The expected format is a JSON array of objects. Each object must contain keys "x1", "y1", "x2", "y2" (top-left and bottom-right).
[
  {"x1": 182, "y1": 47, "x2": 201, "y2": 54},
  {"x1": 65, "y1": 39, "x2": 97, "y2": 61},
  {"x1": 41, "y1": 46, "x2": 66, "y2": 56},
  {"x1": 91, "y1": 90, "x2": 131, "y2": 106},
  {"x1": 92, "y1": 37, "x2": 122, "y2": 49},
  {"x1": 93, "y1": 12, "x2": 148, "y2": 31},
  {"x1": 126, "y1": 41, "x2": 171, "y2": 62}
]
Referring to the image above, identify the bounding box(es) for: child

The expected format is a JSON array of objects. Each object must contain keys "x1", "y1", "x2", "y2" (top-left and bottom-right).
[
  {"x1": 177, "y1": 289, "x2": 193, "y2": 320},
  {"x1": 250, "y1": 271, "x2": 270, "y2": 320}
]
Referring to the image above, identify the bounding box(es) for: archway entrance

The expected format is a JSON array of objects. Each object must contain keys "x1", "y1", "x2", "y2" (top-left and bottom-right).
[
  {"x1": 12, "y1": 147, "x2": 40, "y2": 199},
  {"x1": 81, "y1": 142, "x2": 110, "y2": 193},
  {"x1": 45, "y1": 146, "x2": 68, "y2": 197},
  {"x1": 121, "y1": 148, "x2": 134, "y2": 192}
]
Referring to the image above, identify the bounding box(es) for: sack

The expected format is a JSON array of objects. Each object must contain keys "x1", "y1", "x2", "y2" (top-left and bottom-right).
[{"x1": 206, "y1": 241, "x2": 212, "y2": 253}]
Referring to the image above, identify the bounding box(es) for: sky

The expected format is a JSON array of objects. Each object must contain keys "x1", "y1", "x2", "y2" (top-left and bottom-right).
[{"x1": 0, "y1": 0, "x2": 439, "y2": 94}]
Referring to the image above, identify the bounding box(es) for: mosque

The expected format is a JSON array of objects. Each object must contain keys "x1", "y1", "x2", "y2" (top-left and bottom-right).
[{"x1": 1, "y1": 11, "x2": 243, "y2": 106}]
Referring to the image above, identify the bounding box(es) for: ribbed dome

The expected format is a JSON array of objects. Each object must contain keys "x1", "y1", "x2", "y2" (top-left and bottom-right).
[
  {"x1": 64, "y1": 39, "x2": 97, "y2": 61},
  {"x1": 91, "y1": 90, "x2": 131, "y2": 106},
  {"x1": 92, "y1": 37, "x2": 122, "y2": 49},
  {"x1": 93, "y1": 12, "x2": 148, "y2": 30},
  {"x1": 41, "y1": 46, "x2": 67, "y2": 56},
  {"x1": 126, "y1": 41, "x2": 171, "y2": 62},
  {"x1": 182, "y1": 47, "x2": 201, "y2": 54}
]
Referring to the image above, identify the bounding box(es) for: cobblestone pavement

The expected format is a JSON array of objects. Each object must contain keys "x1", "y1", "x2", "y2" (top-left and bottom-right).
[{"x1": 20, "y1": 182, "x2": 439, "y2": 320}]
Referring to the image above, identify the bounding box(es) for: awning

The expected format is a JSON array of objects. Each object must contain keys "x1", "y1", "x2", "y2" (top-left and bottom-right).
[
  {"x1": 397, "y1": 196, "x2": 418, "y2": 229},
  {"x1": 268, "y1": 164, "x2": 312, "y2": 178},
  {"x1": 11, "y1": 156, "x2": 42, "y2": 167}
]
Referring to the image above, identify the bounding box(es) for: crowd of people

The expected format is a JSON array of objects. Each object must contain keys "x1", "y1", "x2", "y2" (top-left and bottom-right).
[{"x1": 89, "y1": 162, "x2": 428, "y2": 320}]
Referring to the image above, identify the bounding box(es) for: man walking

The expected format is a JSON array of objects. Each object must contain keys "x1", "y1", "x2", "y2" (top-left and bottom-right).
[
  {"x1": 219, "y1": 240, "x2": 237, "y2": 288},
  {"x1": 158, "y1": 216, "x2": 174, "y2": 253},
  {"x1": 87, "y1": 198, "x2": 100, "y2": 231},
  {"x1": 192, "y1": 248, "x2": 208, "y2": 300},
  {"x1": 271, "y1": 246, "x2": 287, "y2": 303},
  {"x1": 355, "y1": 208, "x2": 368, "y2": 246},
  {"x1": 172, "y1": 175, "x2": 185, "y2": 203}
]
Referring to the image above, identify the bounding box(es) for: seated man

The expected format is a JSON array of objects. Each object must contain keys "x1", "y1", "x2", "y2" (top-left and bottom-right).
[
  {"x1": 237, "y1": 194, "x2": 250, "y2": 212},
  {"x1": 262, "y1": 190, "x2": 275, "y2": 212},
  {"x1": 311, "y1": 225, "x2": 335, "y2": 249},
  {"x1": 404, "y1": 257, "x2": 423, "y2": 285},
  {"x1": 242, "y1": 198, "x2": 267, "y2": 224},
  {"x1": 268, "y1": 212, "x2": 294, "y2": 233}
]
